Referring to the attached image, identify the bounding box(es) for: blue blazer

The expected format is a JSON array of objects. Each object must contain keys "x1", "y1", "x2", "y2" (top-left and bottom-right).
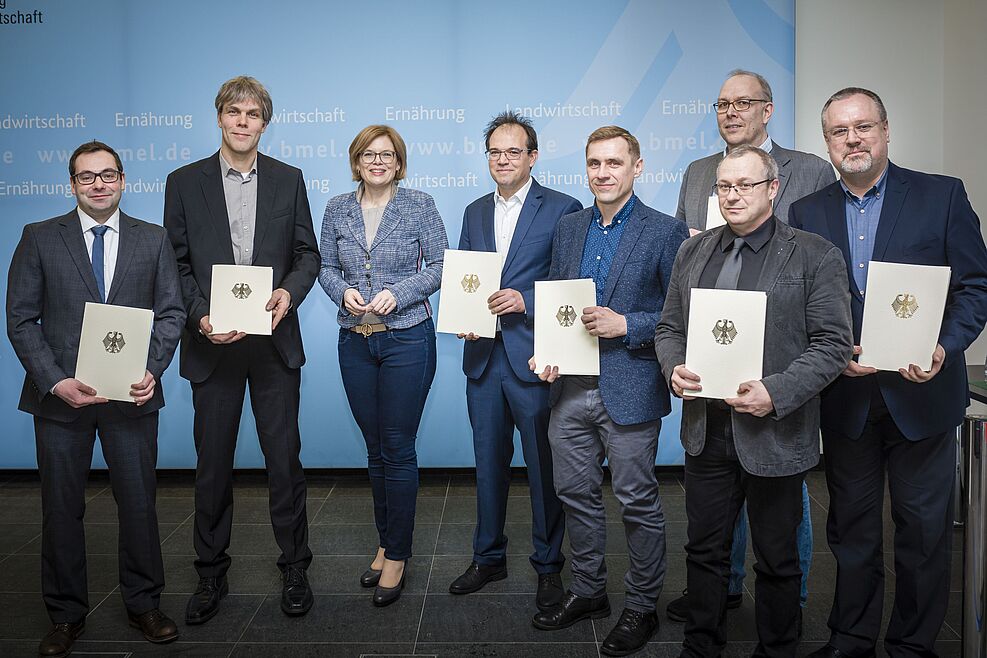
[
  {"x1": 320, "y1": 186, "x2": 448, "y2": 330},
  {"x1": 548, "y1": 200, "x2": 689, "y2": 425},
  {"x1": 458, "y1": 179, "x2": 581, "y2": 382},
  {"x1": 789, "y1": 162, "x2": 987, "y2": 440}
]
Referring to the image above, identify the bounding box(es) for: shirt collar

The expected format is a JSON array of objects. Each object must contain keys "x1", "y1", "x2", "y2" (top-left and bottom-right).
[
  {"x1": 219, "y1": 151, "x2": 258, "y2": 180},
  {"x1": 77, "y1": 206, "x2": 121, "y2": 234},
  {"x1": 721, "y1": 215, "x2": 775, "y2": 253},
  {"x1": 495, "y1": 175, "x2": 533, "y2": 207},
  {"x1": 723, "y1": 135, "x2": 773, "y2": 157},
  {"x1": 592, "y1": 193, "x2": 637, "y2": 229},
  {"x1": 840, "y1": 164, "x2": 889, "y2": 202}
]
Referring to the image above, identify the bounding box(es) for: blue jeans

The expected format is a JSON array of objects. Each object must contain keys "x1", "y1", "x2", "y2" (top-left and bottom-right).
[
  {"x1": 337, "y1": 319, "x2": 436, "y2": 560},
  {"x1": 729, "y1": 479, "x2": 812, "y2": 606}
]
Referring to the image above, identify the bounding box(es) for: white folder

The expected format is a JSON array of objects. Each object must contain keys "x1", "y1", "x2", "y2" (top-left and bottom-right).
[
  {"x1": 74, "y1": 302, "x2": 153, "y2": 403},
  {"x1": 209, "y1": 264, "x2": 273, "y2": 335},
  {"x1": 859, "y1": 261, "x2": 951, "y2": 371},
  {"x1": 685, "y1": 288, "x2": 766, "y2": 400},
  {"x1": 435, "y1": 249, "x2": 502, "y2": 338},
  {"x1": 533, "y1": 279, "x2": 600, "y2": 376},
  {"x1": 705, "y1": 194, "x2": 727, "y2": 231}
]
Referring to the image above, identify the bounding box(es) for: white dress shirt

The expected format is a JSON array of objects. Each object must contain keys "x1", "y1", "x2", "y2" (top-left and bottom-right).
[
  {"x1": 494, "y1": 176, "x2": 533, "y2": 259},
  {"x1": 78, "y1": 207, "x2": 120, "y2": 297}
]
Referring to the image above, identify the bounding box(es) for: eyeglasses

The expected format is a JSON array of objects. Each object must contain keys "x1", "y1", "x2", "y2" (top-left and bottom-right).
[
  {"x1": 713, "y1": 179, "x2": 774, "y2": 196},
  {"x1": 73, "y1": 169, "x2": 122, "y2": 185},
  {"x1": 825, "y1": 122, "x2": 879, "y2": 141},
  {"x1": 360, "y1": 150, "x2": 396, "y2": 164},
  {"x1": 485, "y1": 148, "x2": 532, "y2": 161},
  {"x1": 713, "y1": 99, "x2": 770, "y2": 113}
]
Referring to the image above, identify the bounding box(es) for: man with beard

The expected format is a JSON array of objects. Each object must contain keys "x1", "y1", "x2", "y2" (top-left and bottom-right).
[{"x1": 790, "y1": 87, "x2": 987, "y2": 658}]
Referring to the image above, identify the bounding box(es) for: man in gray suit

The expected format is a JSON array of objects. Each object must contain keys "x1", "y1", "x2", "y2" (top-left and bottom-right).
[
  {"x1": 676, "y1": 69, "x2": 835, "y2": 235},
  {"x1": 655, "y1": 146, "x2": 852, "y2": 656},
  {"x1": 667, "y1": 69, "x2": 836, "y2": 624},
  {"x1": 6, "y1": 140, "x2": 185, "y2": 656}
]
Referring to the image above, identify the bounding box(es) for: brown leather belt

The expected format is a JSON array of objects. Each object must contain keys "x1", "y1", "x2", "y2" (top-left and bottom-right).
[{"x1": 351, "y1": 323, "x2": 388, "y2": 338}]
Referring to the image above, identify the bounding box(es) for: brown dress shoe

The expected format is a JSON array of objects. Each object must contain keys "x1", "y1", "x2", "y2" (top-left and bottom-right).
[
  {"x1": 38, "y1": 621, "x2": 84, "y2": 657},
  {"x1": 127, "y1": 608, "x2": 179, "y2": 643}
]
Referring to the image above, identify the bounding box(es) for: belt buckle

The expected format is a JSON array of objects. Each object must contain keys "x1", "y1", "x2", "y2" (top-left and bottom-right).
[{"x1": 358, "y1": 323, "x2": 373, "y2": 338}]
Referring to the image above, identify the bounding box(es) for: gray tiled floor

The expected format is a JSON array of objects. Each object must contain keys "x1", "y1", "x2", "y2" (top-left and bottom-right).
[{"x1": 0, "y1": 469, "x2": 963, "y2": 657}]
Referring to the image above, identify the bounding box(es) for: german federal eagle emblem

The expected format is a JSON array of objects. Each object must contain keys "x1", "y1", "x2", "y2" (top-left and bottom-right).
[
  {"x1": 461, "y1": 274, "x2": 480, "y2": 293},
  {"x1": 556, "y1": 305, "x2": 577, "y2": 328},
  {"x1": 231, "y1": 283, "x2": 252, "y2": 299},
  {"x1": 891, "y1": 293, "x2": 918, "y2": 319},
  {"x1": 712, "y1": 319, "x2": 738, "y2": 345},
  {"x1": 102, "y1": 331, "x2": 125, "y2": 353}
]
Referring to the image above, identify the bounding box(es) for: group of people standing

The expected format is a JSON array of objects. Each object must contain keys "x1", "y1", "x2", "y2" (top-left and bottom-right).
[{"x1": 6, "y1": 70, "x2": 986, "y2": 658}]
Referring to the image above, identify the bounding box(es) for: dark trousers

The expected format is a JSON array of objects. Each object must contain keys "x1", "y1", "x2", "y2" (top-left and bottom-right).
[
  {"x1": 466, "y1": 337, "x2": 564, "y2": 573},
  {"x1": 338, "y1": 319, "x2": 436, "y2": 560},
  {"x1": 35, "y1": 405, "x2": 164, "y2": 623},
  {"x1": 682, "y1": 411, "x2": 804, "y2": 658},
  {"x1": 191, "y1": 336, "x2": 311, "y2": 577},
  {"x1": 822, "y1": 386, "x2": 954, "y2": 657}
]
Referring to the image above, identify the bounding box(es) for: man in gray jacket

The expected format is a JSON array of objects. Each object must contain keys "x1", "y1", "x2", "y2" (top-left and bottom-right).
[{"x1": 655, "y1": 146, "x2": 852, "y2": 657}]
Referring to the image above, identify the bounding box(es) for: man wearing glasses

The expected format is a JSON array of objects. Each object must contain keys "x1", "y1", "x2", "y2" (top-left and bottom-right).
[
  {"x1": 665, "y1": 68, "x2": 836, "y2": 627},
  {"x1": 164, "y1": 76, "x2": 320, "y2": 625},
  {"x1": 450, "y1": 111, "x2": 581, "y2": 611},
  {"x1": 6, "y1": 140, "x2": 186, "y2": 655},
  {"x1": 655, "y1": 145, "x2": 852, "y2": 657},
  {"x1": 791, "y1": 88, "x2": 987, "y2": 658}
]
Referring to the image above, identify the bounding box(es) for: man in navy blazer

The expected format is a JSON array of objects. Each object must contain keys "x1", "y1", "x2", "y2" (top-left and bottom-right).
[
  {"x1": 530, "y1": 126, "x2": 689, "y2": 657},
  {"x1": 6, "y1": 141, "x2": 185, "y2": 655},
  {"x1": 449, "y1": 112, "x2": 581, "y2": 610},
  {"x1": 790, "y1": 87, "x2": 987, "y2": 658}
]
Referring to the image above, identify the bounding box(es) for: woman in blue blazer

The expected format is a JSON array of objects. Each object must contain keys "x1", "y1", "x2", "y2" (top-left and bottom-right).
[{"x1": 318, "y1": 125, "x2": 447, "y2": 606}]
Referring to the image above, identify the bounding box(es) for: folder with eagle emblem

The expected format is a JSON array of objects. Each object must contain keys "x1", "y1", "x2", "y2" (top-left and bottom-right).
[
  {"x1": 436, "y1": 249, "x2": 502, "y2": 338},
  {"x1": 209, "y1": 264, "x2": 274, "y2": 336},
  {"x1": 74, "y1": 302, "x2": 153, "y2": 403},
  {"x1": 685, "y1": 288, "x2": 766, "y2": 399},
  {"x1": 533, "y1": 279, "x2": 599, "y2": 376}
]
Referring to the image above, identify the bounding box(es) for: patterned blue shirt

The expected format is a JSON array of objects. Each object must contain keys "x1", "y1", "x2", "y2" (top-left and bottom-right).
[
  {"x1": 842, "y1": 167, "x2": 888, "y2": 296},
  {"x1": 579, "y1": 194, "x2": 637, "y2": 305}
]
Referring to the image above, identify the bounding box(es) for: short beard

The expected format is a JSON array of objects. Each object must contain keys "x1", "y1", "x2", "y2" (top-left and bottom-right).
[{"x1": 839, "y1": 150, "x2": 873, "y2": 175}]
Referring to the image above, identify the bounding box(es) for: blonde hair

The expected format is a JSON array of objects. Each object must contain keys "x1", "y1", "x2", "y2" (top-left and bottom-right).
[
  {"x1": 348, "y1": 125, "x2": 408, "y2": 182},
  {"x1": 585, "y1": 125, "x2": 641, "y2": 160}
]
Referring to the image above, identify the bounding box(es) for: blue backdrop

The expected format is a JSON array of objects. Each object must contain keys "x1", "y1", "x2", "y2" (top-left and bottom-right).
[{"x1": 0, "y1": 0, "x2": 795, "y2": 468}]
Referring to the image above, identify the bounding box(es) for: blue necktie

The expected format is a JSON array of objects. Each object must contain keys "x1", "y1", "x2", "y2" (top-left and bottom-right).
[{"x1": 91, "y1": 225, "x2": 108, "y2": 302}]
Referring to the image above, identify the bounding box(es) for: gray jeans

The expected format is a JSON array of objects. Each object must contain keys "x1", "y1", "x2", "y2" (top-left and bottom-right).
[{"x1": 548, "y1": 377, "x2": 666, "y2": 612}]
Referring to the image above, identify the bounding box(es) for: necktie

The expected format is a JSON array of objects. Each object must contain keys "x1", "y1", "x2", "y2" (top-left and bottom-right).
[
  {"x1": 714, "y1": 237, "x2": 746, "y2": 290},
  {"x1": 91, "y1": 225, "x2": 108, "y2": 302}
]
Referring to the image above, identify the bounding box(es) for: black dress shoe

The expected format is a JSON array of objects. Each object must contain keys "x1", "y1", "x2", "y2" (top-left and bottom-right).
[
  {"x1": 536, "y1": 572, "x2": 564, "y2": 611},
  {"x1": 601, "y1": 608, "x2": 659, "y2": 656},
  {"x1": 806, "y1": 645, "x2": 876, "y2": 658},
  {"x1": 665, "y1": 588, "x2": 741, "y2": 622},
  {"x1": 127, "y1": 608, "x2": 179, "y2": 643},
  {"x1": 281, "y1": 566, "x2": 314, "y2": 616},
  {"x1": 373, "y1": 562, "x2": 407, "y2": 607},
  {"x1": 185, "y1": 575, "x2": 228, "y2": 625},
  {"x1": 448, "y1": 561, "x2": 507, "y2": 595},
  {"x1": 532, "y1": 590, "x2": 611, "y2": 630},
  {"x1": 38, "y1": 621, "x2": 84, "y2": 657},
  {"x1": 360, "y1": 567, "x2": 382, "y2": 588}
]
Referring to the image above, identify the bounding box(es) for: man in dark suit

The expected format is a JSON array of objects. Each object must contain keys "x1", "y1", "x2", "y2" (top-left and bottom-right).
[
  {"x1": 164, "y1": 76, "x2": 320, "y2": 624},
  {"x1": 449, "y1": 112, "x2": 581, "y2": 610},
  {"x1": 676, "y1": 70, "x2": 835, "y2": 235},
  {"x1": 657, "y1": 145, "x2": 852, "y2": 656},
  {"x1": 668, "y1": 67, "x2": 835, "y2": 626},
  {"x1": 529, "y1": 126, "x2": 689, "y2": 656},
  {"x1": 7, "y1": 140, "x2": 185, "y2": 655},
  {"x1": 790, "y1": 87, "x2": 987, "y2": 658}
]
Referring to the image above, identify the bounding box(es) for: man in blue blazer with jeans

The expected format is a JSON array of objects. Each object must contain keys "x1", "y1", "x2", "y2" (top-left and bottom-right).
[
  {"x1": 529, "y1": 126, "x2": 689, "y2": 656},
  {"x1": 450, "y1": 112, "x2": 581, "y2": 610},
  {"x1": 790, "y1": 87, "x2": 987, "y2": 658}
]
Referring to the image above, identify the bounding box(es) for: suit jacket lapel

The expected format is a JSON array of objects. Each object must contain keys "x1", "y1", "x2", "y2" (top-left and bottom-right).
[
  {"x1": 823, "y1": 186, "x2": 861, "y2": 303},
  {"x1": 58, "y1": 210, "x2": 102, "y2": 302},
  {"x1": 106, "y1": 213, "x2": 137, "y2": 305},
  {"x1": 567, "y1": 212, "x2": 594, "y2": 280},
  {"x1": 251, "y1": 153, "x2": 277, "y2": 263},
  {"x1": 370, "y1": 193, "x2": 402, "y2": 251},
  {"x1": 772, "y1": 143, "x2": 794, "y2": 207},
  {"x1": 481, "y1": 195, "x2": 496, "y2": 253},
  {"x1": 754, "y1": 220, "x2": 796, "y2": 292},
  {"x1": 687, "y1": 230, "x2": 721, "y2": 292},
  {"x1": 872, "y1": 163, "x2": 907, "y2": 262},
  {"x1": 503, "y1": 181, "x2": 543, "y2": 273},
  {"x1": 200, "y1": 153, "x2": 236, "y2": 264},
  {"x1": 601, "y1": 204, "x2": 646, "y2": 306},
  {"x1": 340, "y1": 194, "x2": 369, "y2": 252}
]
